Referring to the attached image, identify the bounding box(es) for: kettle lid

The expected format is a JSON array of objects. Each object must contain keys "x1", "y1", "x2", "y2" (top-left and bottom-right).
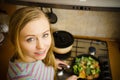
[{"x1": 53, "y1": 30, "x2": 74, "y2": 48}]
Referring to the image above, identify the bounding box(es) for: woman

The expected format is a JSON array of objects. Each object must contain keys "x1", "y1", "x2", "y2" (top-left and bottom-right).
[{"x1": 7, "y1": 7, "x2": 77, "y2": 80}]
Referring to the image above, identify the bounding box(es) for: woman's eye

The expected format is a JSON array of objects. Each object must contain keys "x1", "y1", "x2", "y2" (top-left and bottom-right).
[
  {"x1": 26, "y1": 38, "x2": 35, "y2": 42},
  {"x1": 43, "y1": 33, "x2": 49, "y2": 38}
]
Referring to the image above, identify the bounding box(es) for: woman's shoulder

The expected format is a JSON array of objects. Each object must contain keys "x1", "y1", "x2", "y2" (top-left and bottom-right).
[
  {"x1": 8, "y1": 60, "x2": 42, "y2": 69},
  {"x1": 7, "y1": 60, "x2": 54, "y2": 80},
  {"x1": 7, "y1": 60, "x2": 41, "y2": 79}
]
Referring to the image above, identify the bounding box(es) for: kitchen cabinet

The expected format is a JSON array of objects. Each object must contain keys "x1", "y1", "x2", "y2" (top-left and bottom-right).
[
  {"x1": 117, "y1": 42, "x2": 120, "y2": 51},
  {"x1": 0, "y1": 2, "x2": 16, "y2": 15}
]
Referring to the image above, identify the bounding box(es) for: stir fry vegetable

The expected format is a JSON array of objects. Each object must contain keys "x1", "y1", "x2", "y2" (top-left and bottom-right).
[{"x1": 73, "y1": 56, "x2": 101, "y2": 79}]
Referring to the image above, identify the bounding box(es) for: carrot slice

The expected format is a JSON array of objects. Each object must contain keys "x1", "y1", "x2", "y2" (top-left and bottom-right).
[{"x1": 79, "y1": 70, "x2": 86, "y2": 78}]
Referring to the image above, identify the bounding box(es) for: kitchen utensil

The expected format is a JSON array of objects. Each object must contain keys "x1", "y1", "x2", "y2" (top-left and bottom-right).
[
  {"x1": 58, "y1": 70, "x2": 64, "y2": 76},
  {"x1": 57, "y1": 64, "x2": 70, "y2": 76},
  {"x1": 46, "y1": 8, "x2": 57, "y2": 24},
  {"x1": 72, "y1": 54, "x2": 101, "y2": 80},
  {"x1": 0, "y1": 33, "x2": 4, "y2": 44},
  {"x1": 0, "y1": 23, "x2": 9, "y2": 33}
]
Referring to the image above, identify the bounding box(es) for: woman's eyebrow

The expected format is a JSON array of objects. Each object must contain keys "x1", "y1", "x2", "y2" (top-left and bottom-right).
[
  {"x1": 43, "y1": 29, "x2": 50, "y2": 33},
  {"x1": 24, "y1": 35, "x2": 35, "y2": 38},
  {"x1": 24, "y1": 29, "x2": 50, "y2": 38}
]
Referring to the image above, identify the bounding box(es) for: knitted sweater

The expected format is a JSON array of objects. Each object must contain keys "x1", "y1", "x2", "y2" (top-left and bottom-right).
[{"x1": 7, "y1": 60, "x2": 54, "y2": 80}]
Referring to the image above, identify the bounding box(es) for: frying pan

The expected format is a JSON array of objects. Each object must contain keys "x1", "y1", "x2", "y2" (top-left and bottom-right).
[
  {"x1": 71, "y1": 54, "x2": 102, "y2": 80},
  {"x1": 46, "y1": 8, "x2": 57, "y2": 24}
]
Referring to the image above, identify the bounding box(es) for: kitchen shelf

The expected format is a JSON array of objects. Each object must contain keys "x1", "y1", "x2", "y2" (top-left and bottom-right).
[{"x1": 3, "y1": 0, "x2": 120, "y2": 12}]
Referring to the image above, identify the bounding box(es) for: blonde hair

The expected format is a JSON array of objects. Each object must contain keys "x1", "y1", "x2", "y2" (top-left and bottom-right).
[{"x1": 9, "y1": 7, "x2": 57, "y2": 79}]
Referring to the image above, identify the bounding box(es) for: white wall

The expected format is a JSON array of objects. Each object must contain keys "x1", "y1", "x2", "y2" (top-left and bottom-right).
[
  {"x1": 52, "y1": 8, "x2": 120, "y2": 38},
  {"x1": 17, "y1": 6, "x2": 120, "y2": 39}
]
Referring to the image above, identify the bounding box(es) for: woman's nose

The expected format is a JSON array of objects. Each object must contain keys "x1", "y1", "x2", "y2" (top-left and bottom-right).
[{"x1": 36, "y1": 39, "x2": 44, "y2": 49}]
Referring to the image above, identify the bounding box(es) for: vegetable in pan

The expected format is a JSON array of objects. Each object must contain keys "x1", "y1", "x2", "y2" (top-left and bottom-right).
[{"x1": 73, "y1": 56, "x2": 101, "y2": 79}]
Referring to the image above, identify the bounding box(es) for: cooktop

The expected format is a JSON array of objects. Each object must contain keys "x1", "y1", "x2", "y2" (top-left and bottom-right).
[{"x1": 56, "y1": 38, "x2": 112, "y2": 80}]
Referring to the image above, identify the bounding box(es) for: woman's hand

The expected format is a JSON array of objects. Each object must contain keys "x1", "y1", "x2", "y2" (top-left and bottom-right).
[
  {"x1": 66, "y1": 75, "x2": 78, "y2": 80},
  {"x1": 55, "y1": 58, "x2": 69, "y2": 69}
]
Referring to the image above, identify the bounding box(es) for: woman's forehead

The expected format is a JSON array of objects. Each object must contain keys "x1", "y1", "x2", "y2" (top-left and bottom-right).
[{"x1": 20, "y1": 18, "x2": 50, "y2": 36}]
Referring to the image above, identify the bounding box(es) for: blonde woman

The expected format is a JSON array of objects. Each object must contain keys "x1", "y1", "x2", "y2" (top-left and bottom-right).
[{"x1": 7, "y1": 7, "x2": 77, "y2": 80}]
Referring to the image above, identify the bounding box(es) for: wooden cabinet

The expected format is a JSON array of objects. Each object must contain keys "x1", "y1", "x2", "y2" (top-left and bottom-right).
[{"x1": 0, "y1": 2, "x2": 16, "y2": 16}]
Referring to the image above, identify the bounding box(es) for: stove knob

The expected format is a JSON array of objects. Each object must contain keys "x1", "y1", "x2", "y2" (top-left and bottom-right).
[
  {"x1": 103, "y1": 71, "x2": 111, "y2": 76},
  {"x1": 103, "y1": 77, "x2": 112, "y2": 80},
  {"x1": 88, "y1": 46, "x2": 96, "y2": 55}
]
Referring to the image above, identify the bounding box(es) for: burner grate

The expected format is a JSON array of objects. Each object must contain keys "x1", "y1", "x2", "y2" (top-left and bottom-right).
[{"x1": 57, "y1": 38, "x2": 112, "y2": 80}]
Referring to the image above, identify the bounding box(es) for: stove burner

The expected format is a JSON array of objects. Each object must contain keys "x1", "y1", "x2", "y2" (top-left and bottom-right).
[{"x1": 56, "y1": 38, "x2": 112, "y2": 80}]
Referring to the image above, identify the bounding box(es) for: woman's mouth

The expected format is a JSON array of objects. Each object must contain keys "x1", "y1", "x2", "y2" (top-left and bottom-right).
[{"x1": 34, "y1": 50, "x2": 46, "y2": 55}]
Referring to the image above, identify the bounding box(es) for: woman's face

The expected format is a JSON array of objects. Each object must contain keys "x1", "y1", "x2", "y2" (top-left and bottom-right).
[{"x1": 19, "y1": 17, "x2": 51, "y2": 62}]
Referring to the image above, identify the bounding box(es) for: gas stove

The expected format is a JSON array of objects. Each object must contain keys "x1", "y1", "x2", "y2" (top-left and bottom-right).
[{"x1": 56, "y1": 38, "x2": 112, "y2": 80}]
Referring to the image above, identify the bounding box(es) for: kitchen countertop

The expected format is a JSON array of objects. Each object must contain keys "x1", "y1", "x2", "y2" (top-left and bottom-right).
[
  {"x1": 107, "y1": 41, "x2": 120, "y2": 79},
  {"x1": 0, "y1": 34, "x2": 120, "y2": 80}
]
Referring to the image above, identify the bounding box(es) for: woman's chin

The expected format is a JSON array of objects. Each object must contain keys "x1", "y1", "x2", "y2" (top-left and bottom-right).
[{"x1": 36, "y1": 54, "x2": 47, "y2": 60}]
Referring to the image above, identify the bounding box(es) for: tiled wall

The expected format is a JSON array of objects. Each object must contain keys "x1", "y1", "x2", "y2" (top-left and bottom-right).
[{"x1": 51, "y1": 8, "x2": 120, "y2": 39}]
